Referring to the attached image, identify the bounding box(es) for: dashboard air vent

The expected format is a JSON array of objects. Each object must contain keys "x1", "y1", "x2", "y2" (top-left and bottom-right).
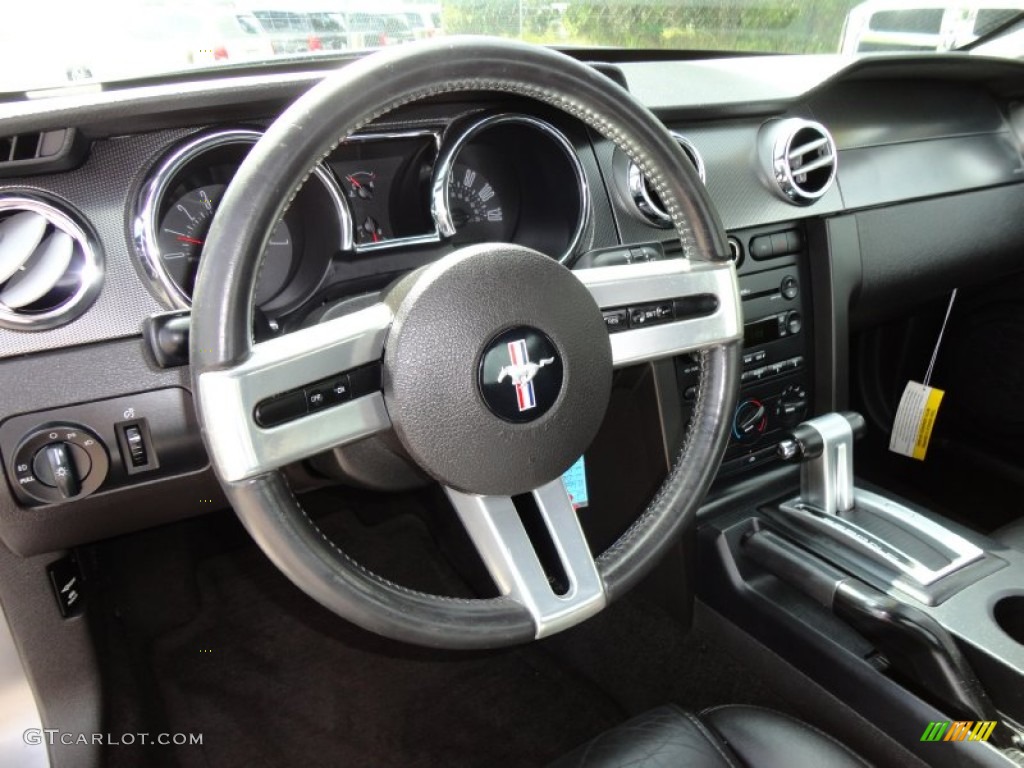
[
  {"x1": 760, "y1": 118, "x2": 837, "y2": 205},
  {"x1": 0, "y1": 196, "x2": 102, "y2": 331},
  {"x1": 627, "y1": 133, "x2": 706, "y2": 228}
]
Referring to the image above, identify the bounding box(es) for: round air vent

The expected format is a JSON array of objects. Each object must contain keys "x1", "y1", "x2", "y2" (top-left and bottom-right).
[
  {"x1": 760, "y1": 118, "x2": 837, "y2": 205},
  {"x1": 0, "y1": 196, "x2": 102, "y2": 330},
  {"x1": 627, "y1": 133, "x2": 706, "y2": 228}
]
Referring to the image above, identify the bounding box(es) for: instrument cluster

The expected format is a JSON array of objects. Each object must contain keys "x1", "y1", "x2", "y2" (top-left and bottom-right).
[{"x1": 132, "y1": 114, "x2": 590, "y2": 319}]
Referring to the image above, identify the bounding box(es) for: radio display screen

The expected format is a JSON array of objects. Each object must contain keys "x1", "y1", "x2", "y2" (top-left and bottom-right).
[
  {"x1": 744, "y1": 316, "x2": 779, "y2": 347},
  {"x1": 562, "y1": 456, "x2": 589, "y2": 509}
]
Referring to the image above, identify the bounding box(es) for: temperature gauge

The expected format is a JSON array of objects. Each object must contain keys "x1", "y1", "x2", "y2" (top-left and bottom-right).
[{"x1": 357, "y1": 216, "x2": 384, "y2": 245}]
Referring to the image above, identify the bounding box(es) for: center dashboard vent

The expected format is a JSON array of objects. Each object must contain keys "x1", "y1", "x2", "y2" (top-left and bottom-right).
[
  {"x1": 626, "y1": 133, "x2": 706, "y2": 228},
  {"x1": 0, "y1": 196, "x2": 102, "y2": 331},
  {"x1": 759, "y1": 118, "x2": 837, "y2": 205}
]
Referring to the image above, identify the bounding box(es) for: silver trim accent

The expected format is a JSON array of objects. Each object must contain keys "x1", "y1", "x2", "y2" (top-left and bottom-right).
[
  {"x1": 0, "y1": 195, "x2": 103, "y2": 332},
  {"x1": 431, "y1": 114, "x2": 590, "y2": 264},
  {"x1": 0, "y1": 601, "x2": 49, "y2": 768},
  {"x1": 626, "y1": 133, "x2": 706, "y2": 227},
  {"x1": 575, "y1": 259, "x2": 743, "y2": 367},
  {"x1": 799, "y1": 412, "x2": 855, "y2": 516},
  {"x1": 446, "y1": 479, "x2": 606, "y2": 638},
  {"x1": 778, "y1": 488, "x2": 985, "y2": 590},
  {"x1": 347, "y1": 129, "x2": 444, "y2": 253},
  {"x1": 196, "y1": 303, "x2": 393, "y2": 482},
  {"x1": 133, "y1": 128, "x2": 352, "y2": 309},
  {"x1": 759, "y1": 118, "x2": 838, "y2": 206}
]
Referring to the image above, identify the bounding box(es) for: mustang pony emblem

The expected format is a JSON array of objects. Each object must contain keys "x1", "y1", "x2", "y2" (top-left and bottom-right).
[{"x1": 496, "y1": 339, "x2": 555, "y2": 412}]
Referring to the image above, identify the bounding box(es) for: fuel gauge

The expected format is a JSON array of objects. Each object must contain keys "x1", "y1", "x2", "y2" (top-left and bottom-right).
[{"x1": 344, "y1": 172, "x2": 376, "y2": 200}]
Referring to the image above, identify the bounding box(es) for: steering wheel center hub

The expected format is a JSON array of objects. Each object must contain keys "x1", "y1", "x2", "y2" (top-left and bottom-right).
[{"x1": 382, "y1": 244, "x2": 612, "y2": 496}]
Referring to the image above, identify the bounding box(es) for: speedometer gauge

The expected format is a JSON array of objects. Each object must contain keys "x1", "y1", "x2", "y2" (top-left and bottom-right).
[
  {"x1": 433, "y1": 114, "x2": 589, "y2": 262},
  {"x1": 447, "y1": 165, "x2": 510, "y2": 243},
  {"x1": 155, "y1": 184, "x2": 294, "y2": 304}
]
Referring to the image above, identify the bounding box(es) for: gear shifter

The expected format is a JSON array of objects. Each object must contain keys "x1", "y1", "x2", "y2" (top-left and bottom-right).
[
  {"x1": 769, "y1": 412, "x2": 984, "y2": 604},
  {"x1": 777, "y1": 411, "x2": 865, "y2": 516}
]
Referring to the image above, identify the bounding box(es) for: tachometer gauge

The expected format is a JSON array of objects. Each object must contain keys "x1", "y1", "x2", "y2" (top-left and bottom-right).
[
  {"x1": 155, "y1": 184, "x2": 294, "y2": 305},
  {"x1": 135, "y1": 128, "x2": 351, "y2": 313}
]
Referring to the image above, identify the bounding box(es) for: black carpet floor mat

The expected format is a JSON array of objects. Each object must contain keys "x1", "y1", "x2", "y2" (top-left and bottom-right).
[
  {"x1": 147, "y1": 509, "x2": 623, "y2": 768},
  {"x1": 92, "y1": 489, "x2": 789, "y2": 767}
]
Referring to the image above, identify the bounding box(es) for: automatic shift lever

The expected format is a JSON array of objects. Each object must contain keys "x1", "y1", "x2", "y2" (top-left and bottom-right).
[
  {"x1": 777, "y1": 412, "x2": 866, "y2": 516},
  {"x1": 769, "y1": 411, "x2": 984, "y2": 602}
]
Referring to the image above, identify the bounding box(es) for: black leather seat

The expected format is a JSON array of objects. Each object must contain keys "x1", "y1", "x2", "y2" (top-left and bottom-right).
[
  {"x1": 550, "y1": 704, "x2": 870, "y2": 767},
  {"x1": 994, "y1": 518, "x2": 1024, "y2": 551}
]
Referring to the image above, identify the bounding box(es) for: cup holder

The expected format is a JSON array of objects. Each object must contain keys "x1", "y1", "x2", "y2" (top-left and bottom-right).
[{"x1": 994, "y1": 595, "x2": 1024, "y2": 645}]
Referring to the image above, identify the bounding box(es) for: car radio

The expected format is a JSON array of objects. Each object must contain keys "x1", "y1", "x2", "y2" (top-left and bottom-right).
[{"x1": 675, "y1": 223, "x2": 812, "y2": 477}]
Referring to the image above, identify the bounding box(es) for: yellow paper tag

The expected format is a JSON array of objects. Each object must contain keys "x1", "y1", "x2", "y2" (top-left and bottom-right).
[{"x1": 889, "y1": 382, "x2": 944, "y2": 460}]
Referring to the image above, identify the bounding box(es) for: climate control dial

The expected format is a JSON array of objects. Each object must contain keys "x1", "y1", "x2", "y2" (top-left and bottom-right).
[{"x1": 732, "y1": 399, "x2": 768, "y2": 444}]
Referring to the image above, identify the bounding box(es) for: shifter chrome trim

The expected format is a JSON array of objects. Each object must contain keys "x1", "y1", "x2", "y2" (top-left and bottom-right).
[
  {"x1": 778, "y1": 488, "x2": 984, "y2": 589},
  {"x1": 800, "y1": 412, "x2": 855, "y2": 516},
  {"x1": 0, "y1": 602, "x2": 49, "y2": 768}
]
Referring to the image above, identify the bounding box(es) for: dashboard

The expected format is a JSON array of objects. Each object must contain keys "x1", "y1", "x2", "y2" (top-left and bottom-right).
[{"x1": 3, "y1": 50, "x2": 1024, "y2": 555}]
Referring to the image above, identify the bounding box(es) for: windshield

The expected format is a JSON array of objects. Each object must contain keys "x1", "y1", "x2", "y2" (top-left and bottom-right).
[{"x1": 3, "y1": 0, "x2": 1023, "y2": 93}]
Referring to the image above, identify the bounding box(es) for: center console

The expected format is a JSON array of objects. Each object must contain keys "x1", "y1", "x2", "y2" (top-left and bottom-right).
[
  {"x1": 674, "y1": 222, "x2": 813, "y2": 477},
  {"x1": 697, "y1": 409, "x2": 1024, "y2": 764},
  {"x1": 664, "y1": 221, "x2": 1024, "y2": 764}
]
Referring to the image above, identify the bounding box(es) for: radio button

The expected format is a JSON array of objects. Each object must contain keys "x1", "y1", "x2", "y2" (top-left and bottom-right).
[
  {"x1": 750, "y1": 235, "x2": 773, "y2": 260},
  {"x1": 781, "y1": 275, "x2": 798, "y2": 300},
  {"x1": 786, "y1": 311, "x2": 803, "y2": 335}
]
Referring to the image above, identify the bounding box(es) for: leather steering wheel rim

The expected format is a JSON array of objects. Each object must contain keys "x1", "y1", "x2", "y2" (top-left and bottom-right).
[{"x1": 190, "y1": 37, "x2": 742, "y2": 649}]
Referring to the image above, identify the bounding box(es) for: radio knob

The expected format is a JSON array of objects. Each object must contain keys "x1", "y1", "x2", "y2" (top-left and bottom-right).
[
  {"x1": 733, "y1": 399, "x2": 768, "y2": 444},
  {"x1": 775, "y1": 385, "x2": 809, "y2": 428},
  {"x1": 785, "y1": 311, "x2": 803, "y2": 335}
]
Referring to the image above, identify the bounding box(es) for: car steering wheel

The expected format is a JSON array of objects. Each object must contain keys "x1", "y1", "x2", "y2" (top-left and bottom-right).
[{"x1": 190, "y1": 37, "x2": 742, "y2": 649}]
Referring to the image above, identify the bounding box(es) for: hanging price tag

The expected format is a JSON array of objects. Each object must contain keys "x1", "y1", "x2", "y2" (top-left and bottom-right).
[
  {"x1": 889, "y1": 382, "x2": 944, "y2": 460},
  {"x1": 889, "y1": 289, "x2": 955, "y2": 461}
]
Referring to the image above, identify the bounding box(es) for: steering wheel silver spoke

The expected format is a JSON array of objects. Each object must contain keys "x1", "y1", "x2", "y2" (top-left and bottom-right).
[
  {"x1": 576, "y1": 258, "x2": 742, "y2": 367},
  {"x1": 446, "y1": 479, "x2": 606, "y2": 638},
  {"x1": 197, "y1": 303, "x2": 393, "y2": 483}
]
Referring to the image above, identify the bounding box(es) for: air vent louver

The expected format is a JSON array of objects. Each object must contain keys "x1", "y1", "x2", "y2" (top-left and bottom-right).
[
  {"x1": 627, "y1": 134, "x2": 706, "y2": 228},
  {"x1": 0, "y1": 196, "x2": 102, "y2": 330},
  {"x1": 760, "y1": 118, "x2": 837, "y2": 205}
]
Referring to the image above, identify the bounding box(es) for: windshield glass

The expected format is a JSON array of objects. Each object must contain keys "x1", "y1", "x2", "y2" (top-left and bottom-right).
[{"x1": 3, "y1": 0, "x2": 1023, "y2": 93}]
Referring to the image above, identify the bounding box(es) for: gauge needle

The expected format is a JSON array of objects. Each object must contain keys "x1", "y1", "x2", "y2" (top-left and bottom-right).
[
  {"x1": 177, "y1": 236, "x2": 204, "y2": 245},
  {"x1": 346, "y1": 175, "x2": 362, "y2": 188}
]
